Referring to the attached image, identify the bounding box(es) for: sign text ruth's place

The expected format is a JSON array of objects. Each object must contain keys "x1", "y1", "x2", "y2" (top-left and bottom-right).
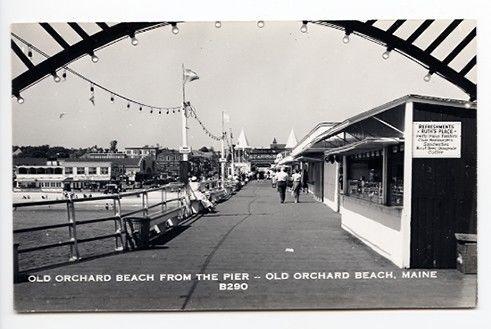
[{"x1": 413, "y1": 121, "x2": 461, "y2": 158}]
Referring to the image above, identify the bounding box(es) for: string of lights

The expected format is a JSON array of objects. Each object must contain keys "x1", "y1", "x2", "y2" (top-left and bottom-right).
[
  {"x1": 12, "y1": 19, "x2": 477, "y2": 107},
  {"x1": 188, "y1": 106, "x2": 224, "y2": 141},
  {"x1": 12, "y1": 31, "x2": 227, "y2": 142},
  {"x1": 11, "y1": 32, "x2": 182, "y2": 113}
]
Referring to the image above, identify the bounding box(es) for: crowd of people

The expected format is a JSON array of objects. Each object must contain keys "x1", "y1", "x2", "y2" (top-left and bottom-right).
[{"x1": 184, "y1": 166, "x2": 309, "y2": 213}]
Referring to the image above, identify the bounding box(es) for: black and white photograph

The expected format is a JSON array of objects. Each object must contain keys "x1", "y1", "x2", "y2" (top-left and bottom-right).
[
  {"x1": 7, "y1": 18, "x2": 479, "y2": 312},
  {"x1": 3, "y1": 1, "x2": 491, "y2": 327}
]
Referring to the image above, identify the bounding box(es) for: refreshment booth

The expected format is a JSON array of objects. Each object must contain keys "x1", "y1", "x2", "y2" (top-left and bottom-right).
[{"x1": 295, "y1": 95, "x2": 476, "y2": 269}]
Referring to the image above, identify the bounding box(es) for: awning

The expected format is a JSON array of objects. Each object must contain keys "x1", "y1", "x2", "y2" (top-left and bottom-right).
[
  {"x1": 277, "y1": 155, "x2": 296, "y2": 165},
  {"x1": 324, "y1": 137, "x2": 403, "y2": 157},
  {"x1": 295, "y1": 156, "x2": 324, "y2": 162}
]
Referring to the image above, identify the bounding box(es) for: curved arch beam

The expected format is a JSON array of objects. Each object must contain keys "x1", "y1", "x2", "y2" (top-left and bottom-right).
[
  {"x1": 314, "y1": 20, "x2": 476, "y2": 100},
  {"x1": 13, "y1": 20, "x2": 476, "y2": 101},
  {"x1": 12, "y1": 22, "x2": 166, "y2": 96}
]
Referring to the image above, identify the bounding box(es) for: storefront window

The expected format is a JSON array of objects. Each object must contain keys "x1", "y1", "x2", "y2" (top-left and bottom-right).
[
  {"x1": 88, "y1": 167, "x2": 97, "y2": 174},
  {"x1": 347, "y1": 150, "x2": 384, "y2": 204},
  {"x1": 65, "y1": 167, "x2": 73, "y2": 174},
  {"x1": 345, "y1": 145, "x2": 404, "y2": 206},
  {"x1": 100, "y1": 167, "x2": 109, "y2": 175},
  {"x1": 76, "y1": 167, "x2": 85, "y2": 175}
]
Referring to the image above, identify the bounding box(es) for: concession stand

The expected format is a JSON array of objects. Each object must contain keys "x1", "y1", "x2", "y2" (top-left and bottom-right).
[{"x1": 295, "y1": 95, "x2": 476, "y2": 269}]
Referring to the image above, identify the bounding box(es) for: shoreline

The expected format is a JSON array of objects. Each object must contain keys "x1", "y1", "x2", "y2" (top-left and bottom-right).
[{"x1": 13, "y1": 190, "x2": 182, "y2": 209}]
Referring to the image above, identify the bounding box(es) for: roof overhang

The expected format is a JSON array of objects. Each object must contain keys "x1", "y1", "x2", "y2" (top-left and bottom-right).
[{"x1": 324, "y1": 137, "x2": 403, "y2": 157}]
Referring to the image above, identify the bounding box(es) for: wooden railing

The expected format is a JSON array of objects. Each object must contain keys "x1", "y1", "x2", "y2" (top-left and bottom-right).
[
  {"x1": 13, "y1": 180, "x2": 234, "y2": 282},
  {"x1": 13, "y1": 184, "x2": 187, "y2": 280}
]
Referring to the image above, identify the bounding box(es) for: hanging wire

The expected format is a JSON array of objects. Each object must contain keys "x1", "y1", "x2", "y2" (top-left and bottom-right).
[{"x1": 11, "y1": 32, "x2": 181, "y2": 112}]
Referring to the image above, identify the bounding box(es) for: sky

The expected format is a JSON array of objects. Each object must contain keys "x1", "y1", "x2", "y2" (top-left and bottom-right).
[{"x1": 11, "y1": 20, "x2": 476, "y2": 150}]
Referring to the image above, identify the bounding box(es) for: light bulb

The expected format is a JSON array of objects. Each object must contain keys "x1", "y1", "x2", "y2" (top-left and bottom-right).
[
  {"x1": 172, "y1": 25, "x2": 179, "y2": 34},
  {"x1": 465, "y1": 101, "x2": 472, "y2": 109},
  {"x1": 382, "y1": 50, "x2": 390, "y2": 60},
  {"x1": 257, "y1": 21, "x2": 265, "y2": 28},
  {"x1": 91, "y1": 54, "x2": 99, "y2": 63},
  {"x1": 215, "y1": 21, "x2": 222, "y2": 28},
  {"x1": 139, "y1": 106, "x2": 142, "y2": 111},
  {"x1": 16, "y1": 96, "x2": 24, "y2": 104},
  {"x1": 300, "y1": 22, "x2": 308, "y2": 33},
  {"x1": 159, "y1": 110, "x2": 162, "y2": 114},
  {"x1": 110, "y1": 95, "x2": 115, "y2": 103},
  {"x1": 423, "y1": 72, "x2": 432, "y2": 82},
  {"x1": 150, "y1": 109, "x2": 153, "y2": 113},
  {"x1": 131, "y1": 36, "x2": 138, "y2": 46},
  {"x1": 62, "y1": 70, "x2": 67, "y2": 79},
  {"x1": 342, "y1": 34, "x2": 350, "y2": 44},
  {"x1": 27, "y1": 48, "x2": 33, "y2": 58},
  {"x1": 127, "y1": 103, "x2": 130, "y2": 109},
  {"x1": 53, "y1": 73, "x2": 61, "y2": 83}
]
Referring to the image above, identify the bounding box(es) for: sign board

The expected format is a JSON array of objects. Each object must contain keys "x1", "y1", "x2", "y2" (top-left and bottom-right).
[
  {"x1": 178, "y1": 146, "x2": 192, "y2": 154},
  {"x1": 413, "y1": 121, "x2": 461, "y2": 158},
  {"x1": 219, "y1": 158, "x2": 227, "y2": 163}
]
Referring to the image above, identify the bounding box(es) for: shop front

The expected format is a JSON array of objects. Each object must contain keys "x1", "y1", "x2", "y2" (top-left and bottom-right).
[{"x1": 296, "y1": 95, "x2": 476, "y2": 269}]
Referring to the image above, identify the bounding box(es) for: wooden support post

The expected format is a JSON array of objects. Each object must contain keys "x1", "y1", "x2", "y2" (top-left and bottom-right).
[
  {"x1": 13, "y1": 243, "x2": 19, "y2": 284},
  {"x1": 142, "y1": 191, "x2": 148, "y2": 218},
  {"x1": 382, "y1": 146, "x2": 388, "y2": 205},
  {"x1": 113, "y1": 196, "x2": 124, "y2": 251},
  {"x1": 66, "y1": 200, "x2": 80, "y2": 261},
  {"x1": 342, "y1": 155, "x2": 348, "y2": 195},
  {"x1": 164, "y1": 188, "x2": 165, "y2": 212}
]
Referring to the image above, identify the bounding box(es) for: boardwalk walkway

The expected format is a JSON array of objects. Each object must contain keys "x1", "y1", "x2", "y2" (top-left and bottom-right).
[{"x1": 15, "y1": 180, "x2": 476, "y2": 311}]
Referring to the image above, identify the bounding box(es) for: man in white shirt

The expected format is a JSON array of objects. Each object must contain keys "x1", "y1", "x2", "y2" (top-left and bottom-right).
[{"x1": 275, "y1": 167, "x2": 289, "y2": 203}]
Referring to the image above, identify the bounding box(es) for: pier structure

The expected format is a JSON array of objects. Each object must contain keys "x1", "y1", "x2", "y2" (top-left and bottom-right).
[{"x1": 14, "y1": 180, "x2": 476, "y2": 311}]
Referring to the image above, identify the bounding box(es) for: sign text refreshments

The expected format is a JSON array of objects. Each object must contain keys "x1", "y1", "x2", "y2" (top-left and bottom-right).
[{"x1": 413, "y1": 121, "x2": 461, "y2": 158}]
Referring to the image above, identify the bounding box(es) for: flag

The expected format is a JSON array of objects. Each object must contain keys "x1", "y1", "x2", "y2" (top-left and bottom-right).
[
  {"x1": 223, "y1": 112, "x2": 230, "y2": 123},
  {"x1": 184, "y1": 68, "x2": 199, "y2": 83}
]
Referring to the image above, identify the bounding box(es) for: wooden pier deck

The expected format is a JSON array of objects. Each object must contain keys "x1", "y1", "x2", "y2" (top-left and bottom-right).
[{"x1": 15, "y1": 180, "x2": 476, "y2": 312}]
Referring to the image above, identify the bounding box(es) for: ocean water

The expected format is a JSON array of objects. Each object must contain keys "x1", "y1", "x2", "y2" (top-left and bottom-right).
[{"x1": 13, "y1": 194, "x2": 183, "y2": 272}]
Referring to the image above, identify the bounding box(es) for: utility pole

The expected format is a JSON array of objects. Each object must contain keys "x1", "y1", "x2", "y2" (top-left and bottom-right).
[
  {"x1": 220, "y1": 111, "x2": 226, "y2": 185},
  {"x1": 230, "y1": 128, "x2": 235, "y2": 178}
]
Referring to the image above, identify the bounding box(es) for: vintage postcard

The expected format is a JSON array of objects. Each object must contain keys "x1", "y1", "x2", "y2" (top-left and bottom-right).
[{"x1": 10, "y1": 20, "x2": 477, "y2": 312}]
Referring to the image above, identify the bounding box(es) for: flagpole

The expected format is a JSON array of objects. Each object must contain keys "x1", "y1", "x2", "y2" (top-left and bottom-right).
[{"x1": 181, "y1": 63, "x2": 188, "y2": 162}]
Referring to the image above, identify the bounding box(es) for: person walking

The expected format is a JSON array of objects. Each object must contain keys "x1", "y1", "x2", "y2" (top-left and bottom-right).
[
  {"x1": 275, "y1": 167, "x2": 289, "y2": 203},
  {"x1": 291, "y1": 168, "x2": 302, "y2": 203}
]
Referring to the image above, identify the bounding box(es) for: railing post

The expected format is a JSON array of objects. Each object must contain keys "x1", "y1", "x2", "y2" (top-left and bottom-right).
[
  {"x1": 164, "y1": 187, "x2": 165, "y2": 212},
  {"x1": 13, "y1": 243, "x2": 19, "y2": 283},
  {"x1": 179, "y1": 186, "x2": 186, "y2": 219},
  {"x1": 142, "y1": 190, "x2": 148, "y2": 218},
  {"x1": 66, "y1": 199, "x2": 80, "y2": 261},
  {"x1": 113, "y1": 196, "x2": 124, "y2": 251}
]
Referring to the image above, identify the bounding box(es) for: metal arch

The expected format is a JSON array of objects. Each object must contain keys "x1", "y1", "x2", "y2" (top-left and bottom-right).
[
  {"x1": 12, "y1": 20, "x2": 477, "y2": 101},
  {"x1": 12, "y1": 22, "x2": 167, "y2": 96},
  {"x1": 313, "y1": 20, "x2": 477, "y2": 101}
]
